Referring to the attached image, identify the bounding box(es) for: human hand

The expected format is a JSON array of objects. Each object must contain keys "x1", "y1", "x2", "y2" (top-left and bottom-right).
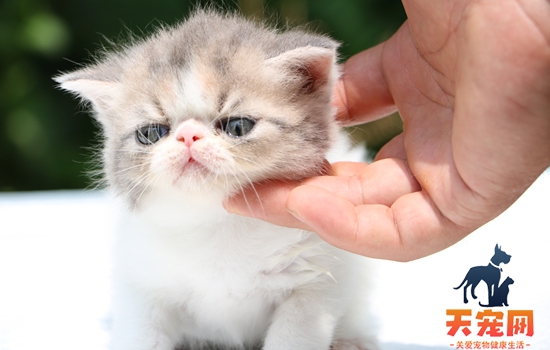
[{"x1": 224, "y1": 0, "x2": 550, "y2": 261}]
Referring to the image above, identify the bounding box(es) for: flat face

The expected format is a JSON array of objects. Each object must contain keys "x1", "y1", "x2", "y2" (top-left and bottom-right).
[{"x1": 57, "y1": 11, "x2": 339, "y2": 205}]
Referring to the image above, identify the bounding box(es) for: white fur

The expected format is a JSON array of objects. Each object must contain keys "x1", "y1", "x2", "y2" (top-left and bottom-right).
[
  {"x1": 109, "y1": 185, "x2": 376, "y2": 350},
  {"x1": 105, "y1": 130, "x2": 377, "y2": 350},
  {"x1": 174, "y1": 65, "x2": 215, "y2": 120}
]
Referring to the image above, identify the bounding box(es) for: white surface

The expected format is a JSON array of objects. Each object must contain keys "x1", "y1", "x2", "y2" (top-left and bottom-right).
[
  {"x1": 0, "y1": 191, "x2": 113, "y2": 350},
  {"x1": 0, "y1": 170, "x2": 549, "y2": 349}
]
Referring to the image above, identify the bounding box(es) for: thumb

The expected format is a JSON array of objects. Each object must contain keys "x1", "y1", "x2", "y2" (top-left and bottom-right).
[{"x1": 334, "y1": 41, "x2": 397, "y2": 125}]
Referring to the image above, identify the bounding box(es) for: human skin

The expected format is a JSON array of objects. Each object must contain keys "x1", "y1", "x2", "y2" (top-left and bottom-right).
[{"x1": 224, "y1": 0, "x2": 550, "y2": 262}]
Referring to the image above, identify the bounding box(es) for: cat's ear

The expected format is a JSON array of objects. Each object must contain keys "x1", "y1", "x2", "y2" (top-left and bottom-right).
[
  {"x1": 54, "y1": 70, "x2": 122, "y2": 115},
  {"x1": 266, "y1": 46, "x2": 338, "y2": 94}
]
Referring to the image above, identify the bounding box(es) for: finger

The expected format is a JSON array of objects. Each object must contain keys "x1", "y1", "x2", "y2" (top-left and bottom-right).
[
  {"x1": 330, "y1": 162, "x2": 368, "y2": 176},
  {"x1": 223, "y1": 159, "x2": 332, "y2": 228},
  {"x1": 304, "y1": 158, "x2": 420, "y2": 207},
  {"x1": 334, "y1": 42, "x2": 397, "y2": 126},
  {"x1": 286, "y1": 186, "x2": 468, "y2": 261},
  {"x1": 223, "y1": 181, "x2": 312, "y2": 231},
  {"x1": 374, "y1": 133, "x2": 406, "y2": 161},
  {"x1": 225, "y1": 158, "x2": 420, "y2": 228}
]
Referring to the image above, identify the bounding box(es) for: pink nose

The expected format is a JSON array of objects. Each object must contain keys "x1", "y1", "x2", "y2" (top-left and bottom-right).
[{"x1": 175, "y1": 120, "x2": 205, "y2": 147}]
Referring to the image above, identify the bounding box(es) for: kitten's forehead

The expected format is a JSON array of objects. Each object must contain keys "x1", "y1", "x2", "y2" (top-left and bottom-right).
[
  {"x1": 173, "y1": 62, "x2": 217, "y2": 121},
  {"x1": 70, "y1": 12, "x2": 338, "y2": 130},
  {"x1": 148, "y1": 46, "x2": 271, "y2": 125}
]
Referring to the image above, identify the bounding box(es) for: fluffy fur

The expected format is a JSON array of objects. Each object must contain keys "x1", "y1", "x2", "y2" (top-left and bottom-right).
[{"x1": 56, "y1": 10, "x2": 376, "y2": 350}]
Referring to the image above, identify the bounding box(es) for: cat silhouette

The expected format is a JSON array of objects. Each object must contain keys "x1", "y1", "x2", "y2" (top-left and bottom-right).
[
  {"x1": 454, "y1": 244, "x2": 512, "y2": 304},
  {"x1": 479, "y1": 277, "x2": 514, "y2": 307}
]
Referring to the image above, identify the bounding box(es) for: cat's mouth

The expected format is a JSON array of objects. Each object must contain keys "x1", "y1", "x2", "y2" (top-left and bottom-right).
[
  {"x1": 183, "y1": 156, "x2": 203, "y2": 169},
  {"x1": 180, "y1": 155, "x2": 211, "y2": 177}
]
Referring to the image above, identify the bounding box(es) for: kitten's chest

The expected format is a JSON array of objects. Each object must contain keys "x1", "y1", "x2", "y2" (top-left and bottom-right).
[{"x1": 117, "y1": 210, "x2": 323, "y2": 300}]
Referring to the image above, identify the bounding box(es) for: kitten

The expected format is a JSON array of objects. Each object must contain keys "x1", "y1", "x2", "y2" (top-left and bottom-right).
[{"x1": 56, "y1": 10, "x2": 376, "y2": 350}]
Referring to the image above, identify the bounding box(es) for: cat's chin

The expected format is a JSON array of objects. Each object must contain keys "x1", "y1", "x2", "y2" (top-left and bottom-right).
[
  {"x1": 170, "y1": 173, "x2": 238, "y2": 197},
  {"x1": 129, "y1": 181, "x2": 229, "y2": 229},
  {"x1": 169, "y1": 163, "x2": 258, "y2": 198},
  {"x1": 176, "y1": 158, "x2": 210, "y2": 178}
]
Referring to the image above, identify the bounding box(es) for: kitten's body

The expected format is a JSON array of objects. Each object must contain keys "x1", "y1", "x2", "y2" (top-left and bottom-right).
[
  {"x1": 114, "y1": 189, "x2": 371, "y2": 349},
  {"x1": 57, "y1": 10, "x2": 376, "y2": 350}
]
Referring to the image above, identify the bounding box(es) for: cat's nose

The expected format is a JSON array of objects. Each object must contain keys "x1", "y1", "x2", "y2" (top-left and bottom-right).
[{"x1": 175, "y1": 120, "x2": 205, "y2": 147}]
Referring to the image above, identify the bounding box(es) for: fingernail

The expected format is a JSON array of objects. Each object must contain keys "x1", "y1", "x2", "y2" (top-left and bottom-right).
[
  {"x1": 222, "y1": 198, "x2": 241, "y2": 215},
  {"x1": 286, "y1": 206, "x2": 305, "y2": 223}
]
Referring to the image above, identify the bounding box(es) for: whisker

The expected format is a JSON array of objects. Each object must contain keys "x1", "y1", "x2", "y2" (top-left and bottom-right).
[
  {"x1": 124, "y1": 165, "x2": 158, "y2": 199},
  {"x1": 112, "y1": 161, "x2": 152, "y2": 175},
  {"x1": 231, "y1": 154, "x2": 265, "y2": 169},
  {"x1": 135, "y1": 170, "x2": 163, "y2": 204},
  {"x1": 226, "y1": 162, "x2": 266, "y2": 220}
]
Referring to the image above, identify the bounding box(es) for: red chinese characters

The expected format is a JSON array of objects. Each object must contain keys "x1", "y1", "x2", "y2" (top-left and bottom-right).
[{"x1": 446, "y1": 309, "x2": 534, "y2": 337}]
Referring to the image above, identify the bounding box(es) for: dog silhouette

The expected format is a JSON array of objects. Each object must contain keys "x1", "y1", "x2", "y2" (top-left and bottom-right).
[
  {"x1": 479, "y1": 277, "x2": 514, "y2": 307},
  {"x1": 454, "y1": 244, "x2": 512, "y2": 304}
]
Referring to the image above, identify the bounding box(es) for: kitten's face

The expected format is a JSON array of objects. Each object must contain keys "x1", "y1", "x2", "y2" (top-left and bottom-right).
[{"x1": 56, "y1": 11, "x2": 339, "y2": 206}]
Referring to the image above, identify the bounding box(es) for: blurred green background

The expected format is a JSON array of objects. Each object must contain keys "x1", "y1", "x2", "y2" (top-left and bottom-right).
[{"x1": 0, "y1": 0, "x2": 406, "y2": 192}]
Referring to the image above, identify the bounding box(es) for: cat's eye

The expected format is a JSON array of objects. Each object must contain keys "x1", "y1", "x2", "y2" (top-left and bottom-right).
[
  {"x1": 219, "y1": 117, "x2": 256, "y2": 138},
  {"x1": 136, "y1": 124, "x2": 170, "y2": 145}
]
